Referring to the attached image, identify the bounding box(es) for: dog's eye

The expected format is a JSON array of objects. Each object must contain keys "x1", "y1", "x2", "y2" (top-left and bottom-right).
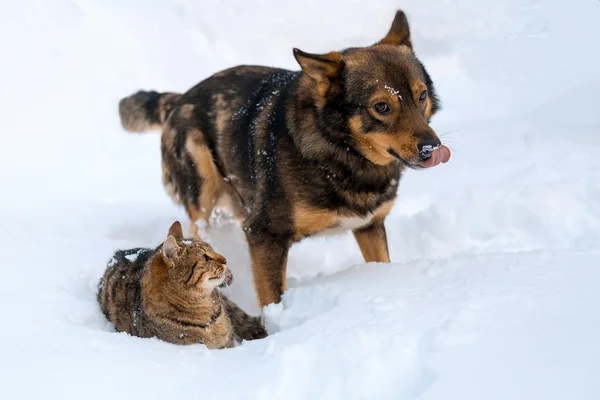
[
  {"x1": 373, "y1": 102, "x2": 391, "y2": 115},
  {"x1": 419, "y1": 90, "x2": 428, "y2": 102}
]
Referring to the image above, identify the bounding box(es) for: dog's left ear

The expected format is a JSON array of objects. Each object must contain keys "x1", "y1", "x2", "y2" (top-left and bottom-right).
[
  {"x1": 293, "y1": 48, "x2": 344, "y2": 97},
  {"x1": 377, "y1": 10, "x2": 412, "y2": 48}
]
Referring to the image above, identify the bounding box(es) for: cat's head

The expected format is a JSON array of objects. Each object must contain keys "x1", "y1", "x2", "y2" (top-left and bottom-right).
[{"x1": 157, "y1": 221, "x2": 232, "y2": 293}]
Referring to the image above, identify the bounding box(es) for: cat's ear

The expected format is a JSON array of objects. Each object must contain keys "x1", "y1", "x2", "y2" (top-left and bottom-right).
[
  {"x1": 162, "y1": 235, "x2": 180, "y2": 260},
  {"x1": 167, "y1": 221, "x2": 184, "y2": 240}
]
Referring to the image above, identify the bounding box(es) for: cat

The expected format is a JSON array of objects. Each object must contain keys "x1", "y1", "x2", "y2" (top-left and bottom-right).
[{"x1": 97, "y1": 221, "x2": 267, "y2": 348}]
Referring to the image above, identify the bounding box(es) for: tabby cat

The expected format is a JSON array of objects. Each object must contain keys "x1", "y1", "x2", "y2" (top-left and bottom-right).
[{"x1": 97, "y1": 221, "x2": 267, "y2": 348}]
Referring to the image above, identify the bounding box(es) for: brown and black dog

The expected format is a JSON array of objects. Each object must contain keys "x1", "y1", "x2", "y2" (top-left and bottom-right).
[{"x1": 118, "y1": 10, "x2": 450, "y2": 307}]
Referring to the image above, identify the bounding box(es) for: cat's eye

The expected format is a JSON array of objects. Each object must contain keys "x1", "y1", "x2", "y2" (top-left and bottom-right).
[
  {"x1": 373, "y1": 102, "x2": 392, "y2": 115},
  {"x1": 419, "y1": 90, "x2": 428, "y2": 102}
]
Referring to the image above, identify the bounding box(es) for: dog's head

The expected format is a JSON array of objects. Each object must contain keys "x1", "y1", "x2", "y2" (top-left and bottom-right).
[{"x1": 293, "y1": 10, "x2": 449, "y2": 168}]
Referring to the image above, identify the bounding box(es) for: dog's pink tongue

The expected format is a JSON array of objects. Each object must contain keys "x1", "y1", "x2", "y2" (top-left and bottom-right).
[{"x1": 419, "y1": 145, "x2": 451, "y2": 168}]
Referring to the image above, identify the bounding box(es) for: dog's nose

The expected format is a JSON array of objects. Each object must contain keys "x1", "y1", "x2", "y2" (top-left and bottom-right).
[{"x1": 417, "y1": 138, "x2": 442, "y2": 159}]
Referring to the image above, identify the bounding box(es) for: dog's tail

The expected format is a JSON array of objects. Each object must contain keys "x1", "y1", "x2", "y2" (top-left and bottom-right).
[{"x1": 118, "y1": 90, "x2": 182, "y2": 133}]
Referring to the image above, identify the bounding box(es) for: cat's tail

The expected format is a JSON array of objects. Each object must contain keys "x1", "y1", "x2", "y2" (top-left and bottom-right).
[
  {"x1": 118, "y1": 90, "x2": 182, "y2": 133},
  {"x1": 222, "y1": 296, "x2": 268, "y2": 342}
]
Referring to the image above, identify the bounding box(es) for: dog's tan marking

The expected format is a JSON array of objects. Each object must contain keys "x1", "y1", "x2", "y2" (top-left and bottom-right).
[
  {"x1": 411, "y1": 81, "x2": 430, "y2": 117},
  {"x1": 350, "y1": 116, "x2": 417, "y2": 166},
  {"x1": 179, "y1": 104, "x2": 195, "y2": 119},
  {"x1": 425, "y1": 98, "x2": 434, "y2": 119},
  {"x1": 373, "y1": 200, "x2": 395, "y2": 223},
  {"x1": 293, "y1": 203, "x2": 337, "y2": 239},
  {"x1": 213, "y1": 94, "x2": 231, "y2": 134},
  {"x1": 186, "y1": 127, "x2": 207, "y2": 146},
  {"x1": 349, "y1": 116, "x2": 390, "y2": 165},
  {"x1": 293, "y1": 199, "x2": 396, "y2": 240},
  {"x1": 411, "y1": 81, "x2": 427, "y2": 98}
]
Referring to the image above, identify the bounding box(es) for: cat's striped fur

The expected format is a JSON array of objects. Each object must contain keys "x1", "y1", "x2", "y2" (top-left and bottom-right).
[{"x1": 97, "y1": 221, "x2": 267, "y2": 348}]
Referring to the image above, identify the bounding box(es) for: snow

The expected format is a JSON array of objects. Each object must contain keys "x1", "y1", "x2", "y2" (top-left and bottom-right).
[
  {"x1": 1, "y1": 0, "x2": 599, "y2": 399},
  {"x1": 384, "y1": 84, "x2": 402, "y2": 99},
  {"x1": 124, "y1": 249, "x2": 145, "y2": 262}
]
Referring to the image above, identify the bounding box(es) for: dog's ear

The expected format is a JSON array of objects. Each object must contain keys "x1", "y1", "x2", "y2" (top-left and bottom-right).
[
  {"x1": 167, "y1": 221, "x2": 184, "y2": 240},
  {"x1": 377, "y1": 10, "x2": 412, "y2": 48},
  {"x1": 293, "y1": 48, "x2": 345, "y2": 97}
]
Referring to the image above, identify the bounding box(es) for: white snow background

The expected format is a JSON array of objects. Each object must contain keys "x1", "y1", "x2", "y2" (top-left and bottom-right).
[{"x1": 1, "y1": 0, "x2": 599, "y2": 399}]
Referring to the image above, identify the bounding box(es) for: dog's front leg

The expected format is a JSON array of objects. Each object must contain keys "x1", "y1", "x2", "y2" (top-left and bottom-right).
[
  {"x1": 353, "y1": 221, "x2": 390, "y2": 263},
  {"x1": 245, "y1": 229, "x2": 292, "y2": 307}
]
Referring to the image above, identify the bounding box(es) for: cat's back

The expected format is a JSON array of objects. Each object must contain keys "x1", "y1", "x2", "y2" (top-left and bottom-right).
[{"x1": 97, "y1": 248, "x2": 153, "y2": 334}]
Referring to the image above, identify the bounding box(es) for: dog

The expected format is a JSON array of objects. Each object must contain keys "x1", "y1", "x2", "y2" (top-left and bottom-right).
[{"x1": 118, "y1": 10, "x2": 451, "y2": 307}]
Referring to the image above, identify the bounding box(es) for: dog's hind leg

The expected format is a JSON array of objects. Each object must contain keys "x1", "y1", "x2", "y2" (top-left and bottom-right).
[
  {"x1": 161, "y1": 109, "x2": 230, "y2": 239},
  {"x1": 161, "y1": 161, "x2": 181, "y2": 205},
  {"x1": 160, "y1": 121, "x2": 221, "y2": 238},
  {"x1": 184, "y1": 133, "x2": 223, "y2": 239}
]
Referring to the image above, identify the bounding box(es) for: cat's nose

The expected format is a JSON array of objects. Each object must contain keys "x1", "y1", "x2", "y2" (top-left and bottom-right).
[{"x1": 213, "y1": 253, "x2": 227, "y2": 264}]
